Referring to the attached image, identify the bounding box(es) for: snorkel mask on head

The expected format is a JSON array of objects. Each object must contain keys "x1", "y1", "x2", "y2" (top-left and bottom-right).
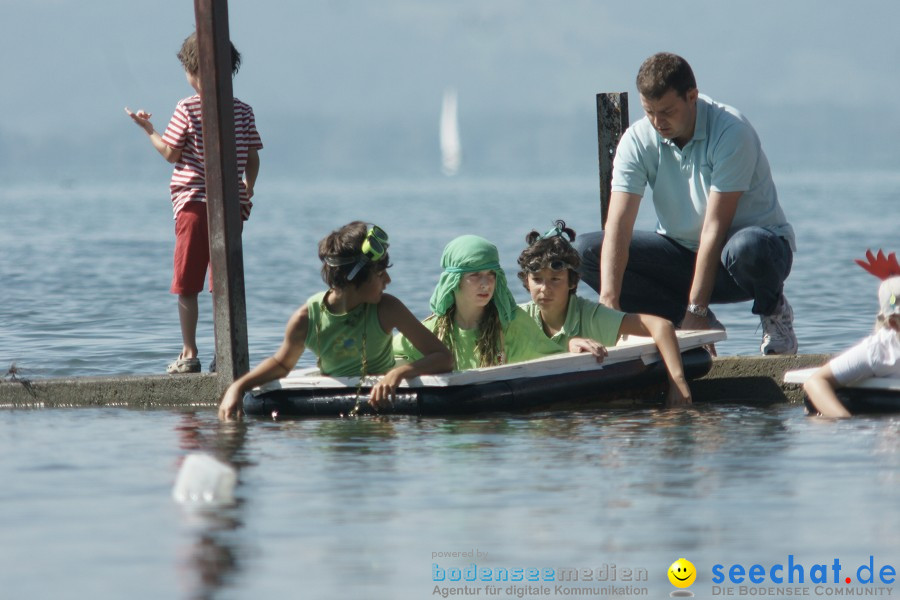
[
  {"x1": 522, "y1": 258, "x2": 573, "y2": 273},
  {"x1": 323, "y1": 225, "x2": 389, "y2": 281}
]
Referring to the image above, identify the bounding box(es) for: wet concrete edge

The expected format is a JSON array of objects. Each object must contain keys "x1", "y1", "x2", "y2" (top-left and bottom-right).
[{"x1": 0, "y1": 354, "x2": 830, "y2": 410}]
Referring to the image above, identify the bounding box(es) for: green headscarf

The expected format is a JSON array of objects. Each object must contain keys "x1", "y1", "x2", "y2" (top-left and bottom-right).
[{"x1": 429, "y1": 235, "x2": 518, "y2": 324}]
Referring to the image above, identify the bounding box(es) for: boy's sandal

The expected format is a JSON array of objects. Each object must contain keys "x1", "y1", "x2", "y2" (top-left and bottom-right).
[{"x1": 167, "y1": 356, "x2": 201, "y2": 375}]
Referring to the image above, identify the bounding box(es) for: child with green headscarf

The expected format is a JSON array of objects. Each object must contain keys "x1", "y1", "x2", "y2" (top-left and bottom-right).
[{"x1": 393, "y1": 235, "x2": 601, "y2": 370}]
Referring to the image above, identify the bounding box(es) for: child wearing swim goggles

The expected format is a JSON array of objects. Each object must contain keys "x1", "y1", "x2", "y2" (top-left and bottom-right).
[
  {"x1": 218, "y1": 221, "x2": 453, "y2": 420},
  {"x1": 393, "y1": 234, "x2": 599, "y2": 370},
  {"x1": 804, "y1": 250, "x2": 900, "y2": 417},
  {"x1": 517, "y1": 220, "x2": 692, "y2": 406}
]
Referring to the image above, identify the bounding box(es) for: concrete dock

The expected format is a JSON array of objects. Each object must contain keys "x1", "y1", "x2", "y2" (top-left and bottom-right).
[{"x1": 0, "y1": 354, "x2": 827, "y2": 411}]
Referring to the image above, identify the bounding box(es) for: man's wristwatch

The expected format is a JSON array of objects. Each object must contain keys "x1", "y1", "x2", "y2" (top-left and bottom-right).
[{"x1": 686, "y1": 303, "x2": 709, "y2": 318}]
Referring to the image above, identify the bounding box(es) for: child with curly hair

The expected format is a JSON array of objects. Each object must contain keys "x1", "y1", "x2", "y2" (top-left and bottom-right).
[{"x1": 517, "y1": 221, "x2": 692, "y2": 406}]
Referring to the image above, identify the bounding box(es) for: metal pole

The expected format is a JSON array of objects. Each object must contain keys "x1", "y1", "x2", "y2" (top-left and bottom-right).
[
  {"x1": 194, "y1": 0, "x2": 249, "y2": 389},
  {"x1": 596, "y1": 92, "x2": 629, "y2": 229}
]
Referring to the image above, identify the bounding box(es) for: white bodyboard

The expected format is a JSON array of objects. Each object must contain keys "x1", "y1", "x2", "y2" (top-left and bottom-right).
[{"x1": 256, "y1": 329, "x2": 726, "y2": 393}]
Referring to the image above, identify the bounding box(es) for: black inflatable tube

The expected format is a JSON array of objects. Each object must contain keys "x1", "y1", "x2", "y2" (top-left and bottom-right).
[
  {"x1": 803, "y1": 388, "x2": 900, "y2": 415},
  {"x1": 243, "y1": 348, "x2": 713, "y2": 418}
]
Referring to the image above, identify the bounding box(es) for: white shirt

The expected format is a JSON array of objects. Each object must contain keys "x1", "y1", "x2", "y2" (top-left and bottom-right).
[{"x1": 829, "y1": 327, "x2": 900, "y2": 385}]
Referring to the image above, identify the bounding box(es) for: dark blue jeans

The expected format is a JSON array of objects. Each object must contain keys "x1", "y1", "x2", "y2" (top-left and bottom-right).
[{"x1": 573, "y1": 228, "x2": 793, "y2": 323}]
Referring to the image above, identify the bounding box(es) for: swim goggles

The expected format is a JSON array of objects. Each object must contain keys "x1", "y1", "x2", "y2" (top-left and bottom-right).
[
  {"x1": 323, "y1": 225, "x2": 390, "y2": 281},
  {"x1": 524, "y1": 259, "x2": 573, "y2": 273}
]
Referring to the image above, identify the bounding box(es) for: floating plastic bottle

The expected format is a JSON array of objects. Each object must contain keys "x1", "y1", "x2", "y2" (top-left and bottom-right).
[{"x1": 172, "y1": 453, "x2": 237, "y2": 508}]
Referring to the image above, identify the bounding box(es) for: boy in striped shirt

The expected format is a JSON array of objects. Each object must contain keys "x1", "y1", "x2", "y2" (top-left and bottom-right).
[{"x1": 126, "y1": 32, "x2": 263, "y2": 374}]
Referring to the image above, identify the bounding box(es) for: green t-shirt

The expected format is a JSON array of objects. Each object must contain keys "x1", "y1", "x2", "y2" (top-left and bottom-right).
[
  {"x1": 304, "y1": 291, "x2": 395, "y2": 377},
  {"x1": 393, "y1": 306, "x2": 562, "y2": 371},
  {"x1": 520, "y1": 295, "x2": 625, "y2": 349}
]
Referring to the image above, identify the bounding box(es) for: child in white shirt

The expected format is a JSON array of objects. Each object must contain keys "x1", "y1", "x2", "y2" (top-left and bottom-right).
[{"x1": 804, "y1": 251, "x2": 900, "y2": 417}]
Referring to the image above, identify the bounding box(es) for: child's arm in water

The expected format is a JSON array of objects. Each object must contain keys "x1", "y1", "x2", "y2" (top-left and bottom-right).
[
  {"x1": 372, "y1": 295, "x2": 454, "y2": 406},
  {"x1": 618, "y1": 313, "x2": 692, "y2": 407},
  {"x1": 124, "y1": 107, "x2": 183, "y2": 164},
  {"x1": 218, "y1": 305, "x2": 309, "y2": 420},
  {"x1": 803, "y1": 365, "x2": 852, "y2": 418}
]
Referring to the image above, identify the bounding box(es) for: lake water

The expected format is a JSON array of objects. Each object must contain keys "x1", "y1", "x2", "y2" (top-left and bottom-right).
[{"x1": 2, "y1": 172, "x2": 899, "y2": 599}]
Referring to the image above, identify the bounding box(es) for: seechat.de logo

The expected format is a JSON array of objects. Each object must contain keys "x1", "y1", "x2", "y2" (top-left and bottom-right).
[{"x1": 668, "y1": 558, "x2": 696, "y2": 597}]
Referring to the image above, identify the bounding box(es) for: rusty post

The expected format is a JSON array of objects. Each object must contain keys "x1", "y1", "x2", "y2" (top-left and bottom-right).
[
  {"x1": 596, "y1": 93, "x2": 629, "y2": 229},
  {"x1": 194, "y1": 0, "x2": 249, "y2": 389}
]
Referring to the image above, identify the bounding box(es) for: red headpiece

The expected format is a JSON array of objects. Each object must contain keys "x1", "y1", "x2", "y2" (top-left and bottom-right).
[{"x1": 855, "y1": 249, "x2": 900, "y2": 281}]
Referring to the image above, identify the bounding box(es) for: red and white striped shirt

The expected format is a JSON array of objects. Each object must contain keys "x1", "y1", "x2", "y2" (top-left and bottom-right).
[{"x1": 162, "y1": 95, "x2": 263, "y2": 219}]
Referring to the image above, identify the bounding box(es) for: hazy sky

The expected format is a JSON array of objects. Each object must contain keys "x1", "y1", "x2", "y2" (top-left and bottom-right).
[{"x1": 3, "y1": 0, "x2": 900, "y2": 178}]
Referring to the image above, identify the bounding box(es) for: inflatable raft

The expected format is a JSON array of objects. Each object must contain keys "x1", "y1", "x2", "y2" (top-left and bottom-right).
[
  {"x1": 243, "y1": 330, "x2": 726, "y2": 418},
  {"x1": 784, "y1": 368, "x2": 900, "y2": 414}
]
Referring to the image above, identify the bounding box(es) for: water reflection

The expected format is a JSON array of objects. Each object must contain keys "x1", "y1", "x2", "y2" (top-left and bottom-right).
[
  {"x1": 178, "y1": 510, "x2": 242, "y2": 600},
  {"x1": 174, "y1": 413, "x2": 251, "y2": 600},
  {"x1": 312, "y1": 416, "x2": 401, "y2": 454},
  {"x1": 148, "y1": 406, "x2": 900, "y2": 598}
]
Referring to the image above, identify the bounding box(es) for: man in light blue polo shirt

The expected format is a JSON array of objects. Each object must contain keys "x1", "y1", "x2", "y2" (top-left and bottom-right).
[{"x1": 575, "y1": 52, "x2": 797, "y2": 355}]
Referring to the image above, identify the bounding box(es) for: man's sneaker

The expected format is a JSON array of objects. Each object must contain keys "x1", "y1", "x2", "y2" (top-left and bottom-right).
[{"x1": 760, "y1": 295, "x2": 798, "y2": 355}]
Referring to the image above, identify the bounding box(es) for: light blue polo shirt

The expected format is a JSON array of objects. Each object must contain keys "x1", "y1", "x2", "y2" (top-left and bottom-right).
[{"x1": 611, "y1": 94, "x2": 795, "y2": 252}]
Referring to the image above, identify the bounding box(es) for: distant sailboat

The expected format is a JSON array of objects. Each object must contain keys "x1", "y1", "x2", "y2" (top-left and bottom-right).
[{"x1": 440, "y1": 88, "x2": 461, "y2": 176}]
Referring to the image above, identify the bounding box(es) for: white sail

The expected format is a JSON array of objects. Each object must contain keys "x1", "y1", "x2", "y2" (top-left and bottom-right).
[{"x1": 440, "y1": 88, "x2": 461, "y2": 176}]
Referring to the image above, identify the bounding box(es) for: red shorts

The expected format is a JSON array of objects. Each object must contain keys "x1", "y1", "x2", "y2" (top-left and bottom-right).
[
  {"x1": 171, "y1": 202, "x2": 210, "y2": 295},
  {"x1": 170, "y1": 201, "x2": 245, "y2": 294}
]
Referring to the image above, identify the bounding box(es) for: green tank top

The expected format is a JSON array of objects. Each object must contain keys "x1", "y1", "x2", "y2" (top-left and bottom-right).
[{"x1": 304, "y1": 291, "x2": 395, "y2": 377}]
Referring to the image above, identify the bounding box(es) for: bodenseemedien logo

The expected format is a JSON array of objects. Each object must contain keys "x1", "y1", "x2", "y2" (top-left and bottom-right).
[{"x1": 668, "y1": 558, "x2": 696, "y2": 597}]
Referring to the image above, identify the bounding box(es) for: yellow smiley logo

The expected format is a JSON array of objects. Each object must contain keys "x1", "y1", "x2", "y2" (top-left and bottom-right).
[{"x1": 668, "y1": 558, "x2": 697, "y2": 588}]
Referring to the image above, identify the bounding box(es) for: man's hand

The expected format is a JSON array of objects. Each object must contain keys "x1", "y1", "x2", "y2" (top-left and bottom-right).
[
  {"x1": 680, "y1": 312, "x2": 718, "y2": 356},
  {"x1": 680, "y1": 312, "x2": 712, "y2": 332}
]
